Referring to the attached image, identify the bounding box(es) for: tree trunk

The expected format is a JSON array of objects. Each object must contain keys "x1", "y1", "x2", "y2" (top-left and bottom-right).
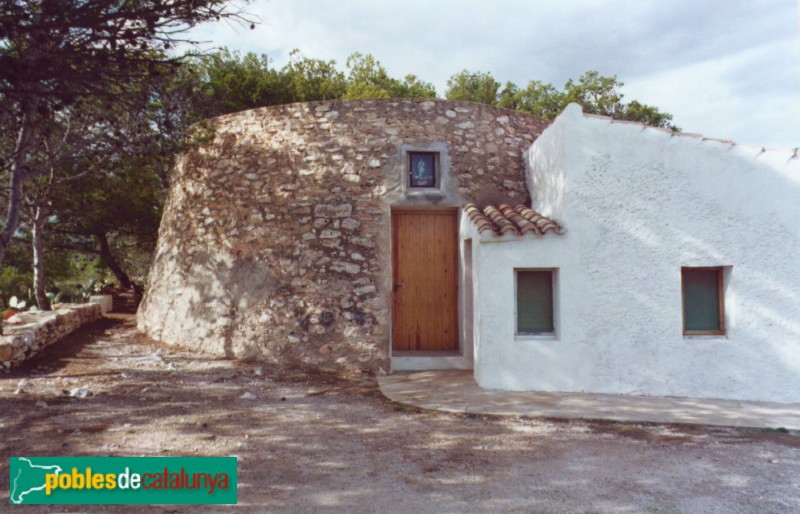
[
  {"x1": 32, "y1": 207, "x2": 52, "y2": 311},
  {"x1": 0, "y1": 103, "x2": 35, "y2": 265},
  {"x1": 0, "y1": 103, "x2": 36, "y2": 335},
  {"x1": 95, "y1": 231, "x2": 133, "y2": 290}
]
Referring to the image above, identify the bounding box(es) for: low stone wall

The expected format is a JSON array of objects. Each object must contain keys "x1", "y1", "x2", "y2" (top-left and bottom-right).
[{"x1": 0, "y1": 303, "x2": 103, "y2": 371}]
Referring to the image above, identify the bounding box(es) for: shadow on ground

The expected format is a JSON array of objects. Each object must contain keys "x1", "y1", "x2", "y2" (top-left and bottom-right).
[{"x1": 0, "y1": 315, "x2": 798, "y2": 513}]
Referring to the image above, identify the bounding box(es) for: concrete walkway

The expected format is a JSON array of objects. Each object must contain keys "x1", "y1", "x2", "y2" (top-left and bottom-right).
[{"x1": 378, "y1": 370, "x2": 800, "y2": 430}]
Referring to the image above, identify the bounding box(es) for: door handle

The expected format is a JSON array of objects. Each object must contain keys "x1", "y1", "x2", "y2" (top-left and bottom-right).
[{"x1": 393, "y1": 283, "x2": 403, "y2": 292}]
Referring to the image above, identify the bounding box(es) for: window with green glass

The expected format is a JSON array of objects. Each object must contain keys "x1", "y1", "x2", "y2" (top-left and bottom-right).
[
  {"x1": 682, "y1": 267, "x2": 725, "y2": 335},
  {"x1": 516, "y1": 270, "x2": 555, "y2": 334}
]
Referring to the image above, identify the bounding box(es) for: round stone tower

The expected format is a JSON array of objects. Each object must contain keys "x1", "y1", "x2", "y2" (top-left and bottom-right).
[{"x1": 137, "y1": 98, "x2": 547, "y2": 373}]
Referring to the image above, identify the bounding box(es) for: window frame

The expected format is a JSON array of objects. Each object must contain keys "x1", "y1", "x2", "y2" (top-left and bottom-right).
[
  {"x1": 514, "y1": 268, "x2": 557, "y2": 337},
  {"x1": 681, "y1": 266, "x2": 725, "y2": 336}
]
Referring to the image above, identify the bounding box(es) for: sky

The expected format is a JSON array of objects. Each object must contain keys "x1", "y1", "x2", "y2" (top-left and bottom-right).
[{"x1": 185, "y1": 0, "x2": 800, "y2": 149}]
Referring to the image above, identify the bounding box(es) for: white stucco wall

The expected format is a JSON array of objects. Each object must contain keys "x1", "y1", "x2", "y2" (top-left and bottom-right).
[{"x1": 475, "y1": 104, "x2": 800, "y2": 403}]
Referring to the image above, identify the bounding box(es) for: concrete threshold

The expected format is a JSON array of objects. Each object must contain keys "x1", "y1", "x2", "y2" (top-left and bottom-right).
[{"x1": 377, "y1": 370, "x2": 800, "y2": 430}]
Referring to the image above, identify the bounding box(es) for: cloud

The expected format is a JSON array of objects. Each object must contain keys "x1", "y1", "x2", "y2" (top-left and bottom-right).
[{"x1": 625, "y1": 38, "x2": 800, "y2": 147}]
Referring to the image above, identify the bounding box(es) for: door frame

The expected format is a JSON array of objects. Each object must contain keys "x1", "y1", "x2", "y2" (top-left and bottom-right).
[{"x1": 390, "y1": 207, "x2": 466, "y2": 364}]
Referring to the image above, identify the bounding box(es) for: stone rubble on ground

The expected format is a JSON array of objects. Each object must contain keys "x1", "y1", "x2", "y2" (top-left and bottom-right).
[
  {"x1": 70, "y1": 386, "x2": 92, "y2": 399},
  {"x1": 14, "y1": 378, "x2": 28, "y2": 394}
]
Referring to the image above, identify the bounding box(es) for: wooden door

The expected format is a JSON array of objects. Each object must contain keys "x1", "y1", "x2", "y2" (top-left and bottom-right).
[{"x1": 392, "y1": 210, "x2": 458, "y2": 352}]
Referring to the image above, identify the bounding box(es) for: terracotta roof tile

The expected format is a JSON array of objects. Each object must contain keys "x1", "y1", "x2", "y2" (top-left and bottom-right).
[{"x1": 464, "y1": 203, "x2": 564, "y2": 237}]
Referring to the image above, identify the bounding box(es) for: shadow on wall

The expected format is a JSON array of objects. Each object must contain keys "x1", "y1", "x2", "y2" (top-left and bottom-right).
[
  {"x1": 552, "y1": 137, "x2": 800, "y2": 399},
  {"x1": 526, "y1": 139, "x2": 566, "y2": 221},
  {"x1": 138, "y1": 134, "x2": 388, "y2": 370},
  {"x1": 142, "y1": 245, "x2": 277, "y2": 361},
  {"x1": 189, "y1": 249, "x2": 276, "y2": 360}
]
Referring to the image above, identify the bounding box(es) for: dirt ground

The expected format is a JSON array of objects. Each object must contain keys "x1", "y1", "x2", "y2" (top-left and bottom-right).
[{"x1": 1, "y1": 314, "x2": 799, "y2": 513}]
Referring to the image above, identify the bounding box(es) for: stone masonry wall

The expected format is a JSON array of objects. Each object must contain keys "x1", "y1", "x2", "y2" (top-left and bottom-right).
[
  {"x1": 138, "y1": 99, "x2": 547, "y2": 374},
  {"x1": 0, "y1": 303, "x2": 103, "y2": 371}
]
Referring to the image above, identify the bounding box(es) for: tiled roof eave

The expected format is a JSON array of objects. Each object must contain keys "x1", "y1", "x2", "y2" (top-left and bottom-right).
[{"x1": 464, "y1": 203, "x2": 564, "y2": 237}]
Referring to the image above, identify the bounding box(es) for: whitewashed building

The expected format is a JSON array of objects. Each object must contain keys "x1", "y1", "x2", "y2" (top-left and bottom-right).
[{"x1": 463, "y1": 104, "x2": 800, "y2": 403}]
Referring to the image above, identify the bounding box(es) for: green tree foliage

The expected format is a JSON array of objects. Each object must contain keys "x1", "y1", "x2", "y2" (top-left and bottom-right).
[
  {"x1": 616, "y1": 100, "x2": 678, "y2": 130},
  {"x1": 0, "y1": 0, "x2": 252, "y2": 271},
  {"x1": 562, "y1": 70, "x2": 624, "y2": 117},
  {"x1": 500, "y1": 80, "x2": 565, "y2": 120},
  {"x1": 186, "y1": 50, "x2": 676, "y2": 130},
  {"x1": 395, "y1": 75, "x2": 438, "y2": 100},
  {"x1": 188, "y1": 49, "x2": 354, "y2": 118},
  {"x1": 183, "y1": 49, "x2": 435, "y2": 116},
  {"x1": 444, "y1": 70, "x2": 500, "y2": 105},
  {"x1": 497, "y1": 81, "x2": 521, "y2": 110},
  {"x1": 284, "y1": 50, "x2": 347, "y2": 102},
  {"x1": 343, "y1": 52, "x2": 435, "y2": 100},
  {"x1": 447, "y1": 69, "x2": 677, "y2": 130},
  {"x1": 0, "y1": 1, "x2": 255, "y2": 315},
  {"x1": 51, "y1": 152, "x2": 164, "y2": 290},
  {"x1": 188, "y1": 49, "x2": 293, "y2": 118},
  {"x1": 343, "y1": 53, "x2": 393, "y2": 99},
  {"x1": 561, "y1": 71, "x2": 677, "y2": 130},
  {"x1": 12, "y1": 91, "x2": 174, "y2": 303}
]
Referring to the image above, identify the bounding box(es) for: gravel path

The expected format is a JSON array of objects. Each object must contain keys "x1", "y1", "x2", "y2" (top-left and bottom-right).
[{"x1": 1, "y1": 314, "x2": 798, "y2": 513}]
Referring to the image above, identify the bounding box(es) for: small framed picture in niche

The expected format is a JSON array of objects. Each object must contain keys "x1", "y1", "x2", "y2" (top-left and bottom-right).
[{"x1": 409, "y1": 152, "x2": 437, "y2": 188}]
